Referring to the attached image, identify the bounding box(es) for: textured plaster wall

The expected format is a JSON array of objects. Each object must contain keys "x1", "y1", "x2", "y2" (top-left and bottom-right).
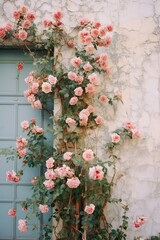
[{"x1": 1, "y1": 0, "x2": 160, "y2": 239}]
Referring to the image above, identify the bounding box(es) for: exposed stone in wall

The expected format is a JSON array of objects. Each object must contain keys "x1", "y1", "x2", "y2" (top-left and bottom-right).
[{"x1": 0, "y1": 0, "x2": 160, "y2": 239}]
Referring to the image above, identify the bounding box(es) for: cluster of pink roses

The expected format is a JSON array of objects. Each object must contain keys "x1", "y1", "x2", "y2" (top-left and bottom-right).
[
  {"x1": 132, "y1": 216, "x2": 147, "y2": 228},
  {"x1": 43, "y1": 10, "x2": 64, "y2": 28},
  {"x1": 16, "y1": 137, "x2": 28, "y2": 157},
  {"x1": 111, "y1": 121, "x2": 140, "y2": 144},
  {"x1": 24, "y1": 71, "x2": 57, "y2": 109},
  {"x1": 6, "y1": 170, "x2": 20, "y2": 183}
]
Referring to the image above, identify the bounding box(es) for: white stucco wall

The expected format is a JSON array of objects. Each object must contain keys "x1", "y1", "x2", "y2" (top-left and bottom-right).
[{"x1": 1, "y1": 0, "x2": 160, "y2": 239}]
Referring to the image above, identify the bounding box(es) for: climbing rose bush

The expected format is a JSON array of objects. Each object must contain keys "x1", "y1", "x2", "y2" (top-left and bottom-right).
[{"x1": 1, "y1": 5, "x2": 141, "y2": 240}]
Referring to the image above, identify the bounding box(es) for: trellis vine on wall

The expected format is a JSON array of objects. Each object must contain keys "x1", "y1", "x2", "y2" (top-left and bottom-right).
[{"x1": 0, "y1": 5, "x2": 143, "y2": 240}]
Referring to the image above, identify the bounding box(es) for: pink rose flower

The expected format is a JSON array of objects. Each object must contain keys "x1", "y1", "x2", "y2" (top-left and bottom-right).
[
  {"x1": 123, "y1": 121, "x2": 135, "y2": 130},
  {"x1": 48, "y1": 75, "x2": 57, "y2": 85},
  {"x1": 31, "y1": 177, "x2": 37, "y2": 185},
  {"x1": 85, "y1": 44, "x2": 94, "y2": 53},
  {"x1": 22, "y1": 20, "x2": 31, "y2": 29},
  {"x1": 39, "y1": 204, "x2": 49, "y2": 213},
  {"x1": 66, "y1": 177, "x2": 80, "y2": 188},
  {"x1": 99, "y1": 26, "x2": 107, "y2": 36},
  {"x1": 5, "y1": 22, "x2": 12, "y2": 31},
  {"x1": 20, "y1": 5, "x2": 28, "y2": 14},
  {"x1": 54, "y1": 165, "x2": 74, "y2": 178},
  {"x1": 26, "y1": 11, "x2": 36, "y2": 21},
  {"x1": 106, "y1": 24, "x2": 113, "y2": 32},
  {"x1": 82, "y1": 149, "x2": 94, "y2": 162},
  {"x1": 84, "y1": 204, "x2": 95, "y2": 214},
  {"x1": 45, "y1": 169, "x2": 56, "y2": 180},
  {"x1": 17, "y1": 63, "x2": 23, "y2": 71},
  {"x1": 91, "y1": 28, "x2": 99, "y2": 38},
  {"x1": 93, "y1": 21, "x2": 101, "y2": 28},
  {"x1": 0, "y1": 28, "x2": 6, "y2": 38},
  {"x1": 75, "y1": 76, "x2": 84, "y2": 84},
  {"x1": 89, "y1": 165, "x2": 104, "y2": 180},
  {"x1": 80, "y1": 18, "x2": 90, "y2": 26},
  {"x1": 46, "y1": 157, "x2": 55, "y2": 168},
  {"x1": 21, "y1": 120, "x2": 29, "y2": 130},
  {"x1": 43, "y1": 180, "x2": 55, "y2": 190},
  {"x1": 63, "y1": 152, "x2": 73, "y2": 161},
  {"x1": 27, "y1": 94, "x2": 36, "y2": 104},
  {"x1": 95, "y1": 116, "x2": 104, "y2": 125},
  {"x1": 114, "y1": 89, "x2": 122, "y2": 100},
  {"x1": 18, "y1": 30, "x2": 27, "y2": 41},
  {"x1": 74, "y1": 87, "x2": 83, "y2": 96},
  {"x1": 32, "y1": 126, "x2": 44, "y2": 134},
  {"x1": 18, "y1": 219, "x2": 28, "y2": 232},
  {"x1": 87, "y1": 105, "x2": 94, "y2": 113},
  {"x1": 66, "y1": 117, "x2": 76, "y2": 126},
  {"x1": 69, "y1": 96, "x2": 78, "y2": 105},
  {"x1": 8, "y1": 208, "x2": 16, "y2": 217},
  {"x1": 13, "y1": 10, "x2": 20, "y2": 20},
  {"x1": 33, "y1": 100, "x2": 42, "y2": 109},
  {"x1": 16, "y1": 137, "x2": 28, "y2": 149},
  {"x1": 88, "y1": 73, "x2": 100, "y2": 85},
  {"x1": 6, "y1": 170, "x2": 21, "y2": 183},
  {"x1": 53, "y1": 10, "x2": 64, "y2": 20},
  {"x1": 83, "y1": 62, "x2": 93, "y2": 72},
  {"x1": 99, "y1": 95, "x2": 108, "y2": 103},
  {"x1": 111, "y1": 133, "x2": 121, "y2": 143},
  {"x1": 79, "y1": 109, "x2": 90, "y2": 118},
  {"x1": 42, "y1": 82, "x2": 52, "y2": 93},
  {"x1": 131, "y1": 129, "x2": 140, "y2": 138},
  {"x1": 85, "y1": 83, "x2": 96, "y2": 94},
  {"x1": 68, "y1": 71, "x2": 77, "y2": 81},
  {"x1": 17, "y1": 148, "x2": 27, "y2": 157},
  {"x1": 71, "y1": 57, "x2": 82, "y2": 67},
  {"x1": 67, "y1": 39, "x2": 74, "y2": 48}
]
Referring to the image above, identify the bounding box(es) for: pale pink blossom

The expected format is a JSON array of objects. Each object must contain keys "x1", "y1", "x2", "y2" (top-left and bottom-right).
[
  {"x1": 16, "y1": 137, "x2": 28, "y2": 149},
  {"x1": 93, "y1": 21, "x2": 101, "y2": 28},
  {"x1": 25, "y1": 75, "x2": 34, "y2": 84},
  {"x1": 18, "y1": 219, "x2": 28, "y2": 232},
  {"x1": 80, "y1": 18, "x2": 90, "y2": 26},
  {"x1": 46, "y1": 157, "x2": 55, "y2": 168},
  {"x1": 48, "y1": 75, "x2": 57, "y2": 85},
  {"x1": 45, "y1": 169, "x2": 56, "y2": 180},
  {"x1": 84, "y1": 204, "x2": 95, "y2": 214},
  {"x1": 20, "y1": 5, "x2": 28, "y2": 14},
  {"x1": 66, "y1": 117, "x2": 76, "y2": 126},
  {"x1": 31, "y1": 82, "x2": 39, "y2": 94},
  {"x1": 0, "y1": 28, "x2": 6, "y2": 38},
  {"x1": 79, "y1": 28, "x2": 92, "y2": 44},
  {"x1": 89, "y1": 165, "x2": 104, "y2": 180},
  {"x1": 63, "y1": 152, "x2": 73, "y2": 161},
  {"x1": 88, "y1": 73, "x2": 100, "y2": 85},
  {"x1": 5, "y1": 22, "x2": 12, "y2": 31},
  {"x1": 74, "y1": 87, "x2": 83, "y2": 96},
  {"x1": 83, "y1": 62, "x2": 93, "y2": 72},
  {"x1": 131, "y1": 129, "x2": 140, "y2": 138},
  {"x1": 42, "y1": 19, "x2": 50, "y2": 28},
  {"x1": 22, "y1": 20, "x2": 31, "y2": 29},
  {"x1": 6, "y1": 170, "x2": 20, "y2": 183},
  {"x1": 71, "y1": 57, "x2": 82, "y2": 67},
  {"x1": 95, "y1": 116, "x2": 104, "y2": 125},
  {"x1": 111, "y1": 133, "x2": 121, "y2": 143},
  {"x1": 85, "y1": 83, "x2": 96, "y2": 94},
  {"x1": 53, "y1": 10, "x2": 64, "y2": 20},
  {"x1": 79, "y1": 109, "x2": 90, "y2": 118},
  {"x1": 82, "y1": 149, "x2": 94, "y2": 162},
  {"x1": 100, "y1": 53, "x2": 108, "y2": 61},
  {"x1": 69, "y1": 96, "x2": 78, "y2": 105},
  {"x1": 42, "y1": 82, "x2": 52, "y2": 93},
  {"x1": 26, "y1": 11, "x2": 36, "y2": 21},
  {"x1": 79, "y1": 114, "x2": 88, "y2": 126},
  {"x1": 123, "y1": 121, "x2": 135, "y2": 130},
  {"x1": 32, "y1": 126, "x2": 44, "y2": 134},
  {"x1": 67, "y1": 39, "x2": 74, "y2": 48},
  {"x1": 66, "y1": 177, "x2": 80, "y2": 188},
  {"x1": 99, "y1": 95, "x2": 108, "y2": 103},
  {"x1": 33, "y1": 100, "x2": 42, "y2": 109},
  {"x1": 91, "y1": 28, "x2": 99, "y2": 38},
  {"x1": 43, "y1": 180, "x2": 55, "y2": 190},
  {"x1": 132, "y1": 217, "x2": 147, "y2": 228},
  {"x1": 87, "y1": 105, "x2": 94, "y2": 113},
  {"x1": 99, "y1": 26, "x2": 107, "y2": 36},
  {"x1": 75, "y1": 75, "x2": 84, "y2": 84},
  {"x1": 27, "y1": 94, "x2": 36, "y2": 104},
  {"x1": 68, "y1": 71, "x2": 77, "y2": 81},
  {"x1": 17, "y1": 148, "x2": 27, "y2": 157},
  {"x1": 21, "y1": 120, "x2": 29, "y2": 130},
  {"x1": 39, "y1": 204, "x2": 49, "y2": 213},
  {"x1": 8, "y1": 208, "x2": 16, "y2": 217},
  {"x1": 13, "y1": 10, "x2": 20, "y2": 20},
  {"x1": 85, "y1": 44, "x2": 94, "y2": 53},
  {"x1": 106, "y1": 24, "x2": 113, "y2": 32},
  {"x1": 18, "y1": 30, "x2": 27, "y2": 41},
  {"x1": 55, "y1": 165, "x2": 74, "y2": 178}
]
